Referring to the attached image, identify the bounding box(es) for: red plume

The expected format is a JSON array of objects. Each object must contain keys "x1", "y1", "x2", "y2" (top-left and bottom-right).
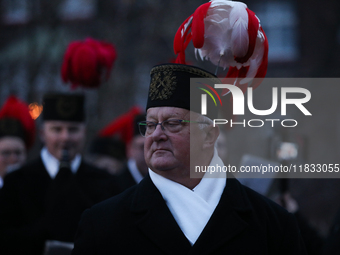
[
  {"x1": 192, "y1": 2, "x2": 212, "y2": 49},
  {"x1": 98, "y1": 106, "x2": 143, "y2": 145},
  {"x1": 61, "y1": 38, "x2": 117, "y2": 89},
  {"x1": 0, "y1": 96, "x2": 36, "y2": 149}
]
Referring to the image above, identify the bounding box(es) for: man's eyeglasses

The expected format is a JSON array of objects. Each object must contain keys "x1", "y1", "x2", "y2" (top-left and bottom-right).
[{"x1": 138, "y1": 119, "x2": 210, "y2": 137}]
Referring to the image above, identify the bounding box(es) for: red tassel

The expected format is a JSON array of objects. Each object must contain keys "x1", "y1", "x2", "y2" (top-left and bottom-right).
[
  {"x1": 192, "y1": 2, "x2": 211, "y2": 48},
  {"x1": 174, "y1": 15, "x2": 194, "y2": 64},
  {"x1": 174, "y1": 15, "x2": 193, "y2": 55}
]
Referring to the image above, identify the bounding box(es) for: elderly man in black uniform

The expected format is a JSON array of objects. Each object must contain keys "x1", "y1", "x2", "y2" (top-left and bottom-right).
[
  {"x1": 0, "y1": 93, "x2": 118, "y2": 255},
  {"x1": 0, "y1": 95, "x2": 35, "y2": 188},
  {"x1": 72, "y1": 64, "x2": 307, "y2": 255}
]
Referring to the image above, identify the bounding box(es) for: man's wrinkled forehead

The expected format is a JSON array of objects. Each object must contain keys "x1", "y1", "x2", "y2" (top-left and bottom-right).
[{"x1": 146, "y1": 107, "x2": 190, "y2": 121}]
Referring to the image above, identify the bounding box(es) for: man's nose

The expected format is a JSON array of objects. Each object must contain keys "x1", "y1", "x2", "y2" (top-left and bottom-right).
[
  {"x1": 8, "y1": 152, "x2": 21, "y2": 164},
  {"x1": 151, "y1": 124, "x2": 167, "y2": 141},
  {"x1": 60, "y1": 129, "x2": 71, "y2": 140}
]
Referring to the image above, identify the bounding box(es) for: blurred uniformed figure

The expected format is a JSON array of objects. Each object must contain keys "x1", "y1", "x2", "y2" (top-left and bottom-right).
[
  {"x1": 88, "y1": 136, "x2": 127, "y2": 175},
  {"x1": 0, "y1": 93, "x2": 118, "y2": 255},
  {"x1": 0, "y1": 95, "x2": 35, "y2": 188},
  {"x1": 323, "y1": 206, "x2": 340, "y2": 254},
  {"x1": 89, "y1": 111, "x2": 148, "y2": 191},
  {"x1": 116, "y1": 114, "x2": 148, "y2": 191}
]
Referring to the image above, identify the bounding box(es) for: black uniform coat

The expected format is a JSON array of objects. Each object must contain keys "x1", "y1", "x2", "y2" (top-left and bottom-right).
[
  {"x1": 323, "y1": 206, "x2": 340, "y2": 254},
  {"x1": 72, "y1": 175, "x2": 307, "y2": 255},
  {"x1": 0, "y1": 157, "x2": 118, "y2": 255}
]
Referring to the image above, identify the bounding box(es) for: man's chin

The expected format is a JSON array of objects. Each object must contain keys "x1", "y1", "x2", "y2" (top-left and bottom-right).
[
  {"x1": 56, "y1": 149, "x2": 77, "y2": 161},
  {"x1": 149, "y1": 159, "x2": 178, "y2": 173}
]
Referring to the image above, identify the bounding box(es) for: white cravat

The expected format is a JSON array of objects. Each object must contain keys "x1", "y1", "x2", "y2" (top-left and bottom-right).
[
  {"x1": 127, "y1": 159, "x2": 144, "y2": 184},
  {"x1": 41, "y1": 147, "x2": 82, "y2": 179},
  {"x1": 149, "y1": 149, "x2": 226, "y2": 245}
]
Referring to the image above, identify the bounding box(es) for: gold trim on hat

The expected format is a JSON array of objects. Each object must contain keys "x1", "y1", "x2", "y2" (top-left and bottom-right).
[
  {"x1": 150, "y1": 64, "x2": 220, "y2": 81},
  {"x1": 149, "y1": 70, "x2": 177, "y2": 101},
  {"x1": 149, "y1": 64, "x2": 221, "y2": 101}
]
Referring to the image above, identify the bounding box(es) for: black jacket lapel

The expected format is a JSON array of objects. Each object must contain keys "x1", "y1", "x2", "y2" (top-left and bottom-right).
[
  {"x1": 190, "y1": 177, "x2": 252, "y2": 255},
  {"x1": 130, "y1": 175, "x2": 192, "y2": 255}
]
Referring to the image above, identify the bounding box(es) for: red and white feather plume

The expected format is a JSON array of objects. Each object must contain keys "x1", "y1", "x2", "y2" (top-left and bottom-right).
[{"x1": 174, "y1": 0, "x2": 268, "y2": 95}]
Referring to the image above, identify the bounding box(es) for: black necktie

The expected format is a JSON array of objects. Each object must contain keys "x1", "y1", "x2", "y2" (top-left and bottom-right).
[{"x1": 55, "y1": 149, "x2": 72, "y2": 181}]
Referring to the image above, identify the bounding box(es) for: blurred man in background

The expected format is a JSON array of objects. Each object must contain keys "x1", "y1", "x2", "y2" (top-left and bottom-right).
[
  {"x1": 87, "y1": 136, "x2": 127, "y2": 175},
  {"x1": 116, "y1": 114, "x2": 148, "y2": 191},
  {"x1": 89, "y1": 111, "x2": 148, "y2": 191},
  {"x1": 0, "y1": 93, "x2": 118, "y2": 255}
]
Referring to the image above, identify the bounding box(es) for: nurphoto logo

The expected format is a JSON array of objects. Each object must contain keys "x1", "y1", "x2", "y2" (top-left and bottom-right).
[{"x1": 199, "y1": 83, "x2": 312, "y2": 128}]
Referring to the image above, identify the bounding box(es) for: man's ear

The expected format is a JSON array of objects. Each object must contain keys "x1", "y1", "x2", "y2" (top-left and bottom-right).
[{"x1": 203, "y1": 125, "x2": 219, "y2": 150}]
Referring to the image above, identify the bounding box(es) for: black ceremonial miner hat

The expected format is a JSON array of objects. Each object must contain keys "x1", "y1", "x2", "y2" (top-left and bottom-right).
[
  {"x1": 146, "y1": 63, "x2": 221, "y2": 119},
  {"x1": 42, "y1": 93, "x2": 85, "y2": 122},
  {"x1": 0, "y1": 119, "x2": 25, "y2": 142}
]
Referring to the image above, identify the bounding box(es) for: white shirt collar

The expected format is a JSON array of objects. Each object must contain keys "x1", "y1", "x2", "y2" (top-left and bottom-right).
[
  {"x1": 149, "y1": 148, "x2": 226, "y2": 245},
  {"x1": 0, "y1": 176, "x2": 3, "y2": 189},
  {"x1": 127, "y1": 159, "x2": 144, "y2": 184},
  {"x1": 41, "y1": 147, "x2": 82, "y2": 179}
]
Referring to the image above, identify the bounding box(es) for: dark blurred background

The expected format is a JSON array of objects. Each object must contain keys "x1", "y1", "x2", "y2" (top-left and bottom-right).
[{"x1": 1, "y1": 0, "x2": 340, "y2": 236}]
